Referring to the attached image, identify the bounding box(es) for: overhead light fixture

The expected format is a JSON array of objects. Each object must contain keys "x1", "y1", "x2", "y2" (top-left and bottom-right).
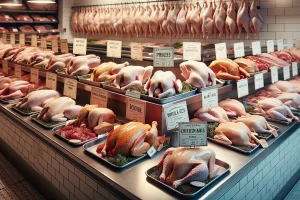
[
  {"x1": 27, "y1": 0, "x2": 56, "y2": 3},
  {"x1": 0, "y1": 0, "x2": 22, "y2": 6}
]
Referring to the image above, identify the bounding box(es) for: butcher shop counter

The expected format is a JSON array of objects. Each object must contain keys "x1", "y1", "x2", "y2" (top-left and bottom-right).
[{"x1": 0, "y1": 102, "x2": 299, "y2": 200}]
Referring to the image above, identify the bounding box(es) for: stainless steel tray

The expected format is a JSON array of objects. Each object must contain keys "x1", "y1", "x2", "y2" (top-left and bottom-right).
[
  {"x1": 56, "y1": 69, "x2": 92, "y2": 80},
  {"x1": 31, "y1": 114, "x2": 65, "y2": 129},
  {"x1": 196, "y1": 83, "x2": 224, "y2": 93},
  {"x1": 78, "y1": 74, "x2": 102, "y2": 87},
  {"x1": 11, "y1": 104, "x2": 39, "y2": 116},
  {"x1": 248, "y1": 112, "x2": 291, "y2": 125},
  {"x1": 146, "y1": 158, "x2": 230, "y2": 197},
  {"x1": 0, "y1": 98, "x2": 23, "y2": 104},
  {"x1": 256, "y1": 124, "x2": 279, "y2": 140}
]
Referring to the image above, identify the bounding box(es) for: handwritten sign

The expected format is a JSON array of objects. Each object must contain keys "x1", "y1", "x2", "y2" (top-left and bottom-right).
[
  {"x1": 60, "y1": 39, "x2": 69, "y2": 53},
  {"x1": 202, "y1": 88, "x2": 218, "y2": 109},
  {"x1": 283, "y1": 66, "x2": 290, "y2": 80},
  {"x1": 179, "y1": 122, "x2": 207, "y2": 147},
  {"x1": 14, "y1": 64, "x2": 22, "y2": 78},
  {"x1": 252, "y1": 41, "x2": 261, "y2": 55},
  {"x1": 270, "y1": 66, "x2": 278, "y2": 83},
  {"x1": 63, "y1": 78, "x2": 77, "y2": 99},
  {"x1": 277, "y1": 39, "x2": 284, "y2": 51},
  {"x1": 164, "y1": 101, "x2": 189, "y2": 131},
  {"x1": 73, "y1": 38, "x2": 87, "y2": 55},
  {"x1": 31, "y1": 35, "x2": 37, "y2": 47},
  {"x1": 266, "y1": 40, "x2": 274, "y2": 53},
  {"x1": 126, "y1": 97, "x2": 146, "y2": 123},
  {"x1": 130, "y1": 42, "x2": 143, "y2": 61},
  {"x1": 292, "y1": 62, "x2": 298, "y2": 76},
  {"x1": 10, "y1": 34, "x2": 15, "y2": 45},
  {"x1": 30, "y1": 68, "x2": 39, "y2": 83},
  {"x1": 2, "y1": 60, "x2": 8, "y2": 75},
  {"x1": 107, "y1": 40, "x2": 122, "y2": 58},
  {"x1": 2, "y1": 33, "x2": 6, "y2": 44},
  {"x1": 46, "y1": 72, "x2": 57, "y2": 90},
  {"x1": 254, "y1": 73, "x2": 264, "y2": 90},
  {"x1": 153, "y1": 47, "x2": 174, "y2": 67},
  {"x1": 40, "y1": 37, "x2": 47, "y2": 49},
  {"x1": 234, "y1": 42, "x2": 245, "y2": 58},
  {"x1": 237, "y1": 79, "x2": 249, "y2": 98},
  {"x1": 90, "y1": 86, "x2": 108, "y2": 108},
  {"x1": 287, "y1": 39, "x2": 293, "y2": 49},
  {"x1": 183, "y1": 42, "x2": 201, "y2": 61},
  {"x1": 51, "y1": 39, "x2": 58, "y2": 53},
  {"x1": 19, "y1": 34, "x2": 25, "y2": 46},
  {"x1": 215, "y1": 43, "x2": 227, "y2": 59}
]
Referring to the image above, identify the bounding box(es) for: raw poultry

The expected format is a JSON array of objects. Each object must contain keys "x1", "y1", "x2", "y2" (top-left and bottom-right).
[
  {"x1": 214, "y1": 0, "x2": 226, "y2": 38},
  {"x1": 245, "y1": 89, "x2": 281, "y2": 104},
  {"x1": 265, "y1": 81, "x2": 298, "y2": 93},
  {"x1": 91, "y1": 62, "x2": 129, "y2": 82},
  {"x1": 276, "y1": 93, "x2": 300, "y2": 110},
  {"x1": 193, "y1": 106, "x2": 229, "y2": 123},
  {"x1": 249, "y1": 0, "x2": 263, "y2": 39},
  {"x1": 288, "y1": 77, "x2": 300, "y2": 93},
  {"x1": 272, "y1": 51, "x2": 293, "y2": 64},
  {"x1": 0, "y1": 81, "x2": 35, "y2": 100},
  {"x1": 219, "y1": 98, "x2": 248, "y2": 117},
  {"x1": 234, "y1": 58, "x2": 259, "y2": 73},
  {"x1": 66, "y1": 55, "x2": 101, "y2": 76},
  {"x1": 237, "y1": 0, "x2": 250, "y2": 39},
  {"x1": 225, "y1": 0, "x2": 237, "y2": 39},
  {"x1": 45, "y1": 53, "x2": 74, "y2": 71}
]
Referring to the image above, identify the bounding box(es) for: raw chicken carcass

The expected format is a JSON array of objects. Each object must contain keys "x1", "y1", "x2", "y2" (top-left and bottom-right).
[
  {"x1": 0, "y1": 77, "x2": 12, "y2": 90},
  {"x1": 166, "y1": 3, "x2": 179, "y2": 38},
  {"x1": 249, "y1": 0, "x2": 263, "y2": 38},
  {"x1": 237, "y1": 0, "x2": 250, "y2": 39},
  {"x1": 149, "y1": 4, "x2": 160, "y2": 37},
  {"x1": 213, "y1": 0, "x2": 226, "y2": 38},
  {"x1": 193, "y1": 106, "x2": 229, "y2": 123},
  {"x1": 225, "y1": 0, "x2": 237, "y2": 39},
  {"x1": 277, "y1": 93, "x2": 300, "y2": 110},
  {"x1": 45, "y1": 53, "x2": 74, "y2": 71},
  {"x1": 283, "y1": 48, "x2": 300, "y2": 63},
  {"x1": 185, "y1": 2, "x2": 194, "y2": 37},
  {"x1": 91, "y1": 62, "x2": 129, "y2": 82},
  {"x1": 66, "y1": 55, "x2": 100, "y2": 76},
  {"x1": 219, "y1": 98, "x2": 247, "y2": 117},
  {"x1": 63, "y1": 105, "x2": 82, "y2": 120},
  {"x1": 190, "y1": 2, "x2": 201, "y2": 38},
  {"x1": 266, "y1": 81, "x2": 298, "y2": 93},
  {"x1": 0, "y1": 81, "x2": 34, "y2": 100},
  {"x1": 234, "y1": 58, "x2": 259, "y2": 73},
  {"x1": 141, "y1": 5, "x2": 152, "y2": 37},
  {"x1": 272, "y1": 51, "x2": 293, "y2": 64},
  {"x1": 175, "y1": 2, "x2": 187, "y2": 37},
  {"x1": 201, "y1": 1, "x2": 214, "y2": 39},
  {"x1": 258, "y1": 53, "x2": 290, "y2": 68},
  {"x1": 135, "y1": 5, "x2": 145, "y2": 37}
]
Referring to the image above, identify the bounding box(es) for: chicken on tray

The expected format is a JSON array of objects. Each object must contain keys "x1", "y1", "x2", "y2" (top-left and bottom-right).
[
  {"x1": 91, "y1": 61, "x2": 129, "y2": 82},
  {"x1": 66, "y1": 55, "x2": 101, "y2": 76},
  {"x1": 266, "y1": 81, "x2": 298, "y2": 94},
  {"x1": 219, "y1": 98, "x2": 248, "y2": 117},
  {"x1": 191, "y1": 106, "x2": 229, "y2": 123},
  {"x1": 0, "y1": 80, "x2": 36, "y2": 100}
]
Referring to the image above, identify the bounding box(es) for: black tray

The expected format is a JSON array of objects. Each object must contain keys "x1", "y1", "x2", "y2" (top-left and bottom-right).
[
  {"x1": 30, "y1": 114, "x2": 65, "y2": 129},
  {"x1": 11, "y1": 104, "x2": 39, "y2": 116}
]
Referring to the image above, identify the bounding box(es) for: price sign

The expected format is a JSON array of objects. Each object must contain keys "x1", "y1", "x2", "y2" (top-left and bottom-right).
[
  {"x1": 237, "y1": 79, "x2": 249, "y2": 98},
  {"x1": 252, "y1": 41, "x2": 261, "y2": 55},
  {"x1": 178, "y1": 122, "x2": 207, "y2": 147},
  {"x1": 202, "y1": 88, "x2": 218, "y2": 109},
  {"x1": 125, "y1": 90, "x2": 141, "y2": 99},
  {"x1": 164, "y1": 101, "x2": 189, "y2": 131},
  {"x1": 2, "y1": 60, "x2": 8, "y2": 75},
  {"x1": 277, "y1": 39, "x2": 284, "y2": 51},
  {"x1": 51, "y1": 39, "x2": 58, "y2": 53},
  {"x1": 153, "y1": 47, "x2": 174, "y2": 67},
  {"x1": 10, "y1": 34, "x2": 15, "y2": 45},
  {"x1": 14, "y1": 64, "x2": 22, "y2": 78},
  {"x1": 46, "y1": 72, "x2": 57, "y2": 90},
  {"x1": 147, "y1": 146, "x2": 157, "y2": 158},
  {"x1": 287, "y1": 39, "x2": 293, "y2": 49},
  {"x1": 40, "y1": 37, "x2": 47, "y2": 49},
  {"x1": 60, "y1": 39, "x2": 69, "y2": 53},
  {"x1": 270, "y1": 66, "x2": 278, "y2": 83},
  {"x1": 283, "y1": 66, "x2": 290, "y2": 80},
  {"x1": 234, "y1": 42, "x2": 245, "y2": 58},
  {"x1": 126, "y1": 97, "x2": 146, "y2": 123},
  {"x1": 2, "y1": 33, "x2": 7, "y2": 44},
  {"x1": 254, "y1": 73, "x2": 264, "y2": 90},
  {"x1": 292, "y1": 62, "x2": 298, "y2": 76},
  {"x1": 63, "y1": 78, "x2": 77, "y2": 99},
  {"x1": 183, "y1": 42, "x2": 201, "y2": 61},
  {"x1": 73, "y1": 38, "x2": 87, "y2": 55},
  {"x1": 19, "y1": 34, "x2": 25, "y2": 46},
  {"x1": 215, "y1": 43, "x2": 227, "y2": 59},
  {"x1": 130, "y1": 42, "x2": 143, "y2": 61},
  {"x1": 266, "y1": 40, "x2": 274, "y2": 53},
  {"x1": 31, "y1": 35, "x2": 37, "y2": 47},
  {"x1": 90, "y1": 86, "x2": 108, "y2": 108},
  {"x1": 107, "y1": 40, "x2": 122, "y2": 58},
  {"x1": 30, "y1": 68, "x2": 39, "y2": 83}
]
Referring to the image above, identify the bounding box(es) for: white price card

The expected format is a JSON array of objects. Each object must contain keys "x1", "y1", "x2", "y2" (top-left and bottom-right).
[
  {"x1": 51, "y1": 39, "x2": 58, "y2": 53},
  {"x1": 202, "y1": 88, "x2": 218, "y2": 109},
  {"x1": 73, "y1": 38, "x2": 87, "y2": 55},
  {"x1": 30, "y1": 68, "x2": 39, "y2": 84},
  {"x1": 254, "y1": 73, "x2": 264, "y2": 90},
  {"x1": 277, "y1": 39, "x2": 284, "y2": 51},
  {"x1": 40, "y1": 37, "x2": 47, "y2": 49},
  {"x1": 153, "y1": 47, "x2": 174, "y2": 67},
  {"x1": 178, "y1": 122, "x2": 207, "y2": 147},
  {"x1": 252, "y1": 41, "x2": 261, "y2": 55},
  {"x1": 234, "y1": 42, "x2": 245, "y2": 58},
  {"x1": 63, "y1": 78, "x2": 77, "y2": 99},
  {"x1": 31, "y1": 35, "x2": 37, "y2": 47},
  {"x1": 14, "y1": 64, "x2": 22, "y2": 78},
  {"x1": 164, "y1": 101, "x2": 189, "y2": 131},
  {"x1": 10, "y1": 34, "x2": 15, "y2": 45},
  {"x1": 2, "y1": 33, "x2": 7, "y2": 44},
  {"x1": 107, "y1": 40, "x2": 122, "y2": 58},
  {"x1": 215, "y1": 43, "x2": 227, "y2": 59},
  {"x1": 2, "y1": 60, "x2": 8, "y2": 75},
  {"x1": 147, "y1": 146, "x2": 157, "y2": 158},
  {"x1": 237, "y1": 79, "x2": 249, "y2": 98},
  {"x1": 283, "y1": 66, "x2": 290, "y2": 80},
  {"x1": 270, "y1": 66, "x2": 278, "y2": 83},
  {"x1": 46, "y1": 72, "x2": 57, "y2": 90},
  {"x1": 183, "y1": 42, "x2": 201, "y2": 61},
  {"x1": 287, "y1": 39, "x2": 293, "y2": 49},
  {"x1": 19, "y1": 34, "x2": 25, "y2": 46},
  {"x1": 60, "y1": 39, "x2": 69, "y2": 53},
  {"x1": 90, "y1": 86, "x2": 108, "y2": 108},
  {"x1": 125, "y1": 90, "x2": 141, "y2": 99},
  {"x1": 266, "y1": 40, "x2": 274, "y2": 53},
  {"x1": 292, "y1": 62, "x2": 298, "y2": 76},
  {"x1": 130, "y1": 42, "x2": 143, "y2": 61},
  {"x1": 126, "y1": 97, "x2": 146, "y2": 123}
]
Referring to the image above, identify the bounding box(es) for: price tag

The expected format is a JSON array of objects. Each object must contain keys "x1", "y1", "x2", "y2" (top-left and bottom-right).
[
  {"x1": 270, "y1": 66, "x2": 278, "y2": 83},
  {"x1": 12, "y1": 28, "x2": 18, "y2": 33},
  {"x1": 153, "y1": 47, "x2": 174, "y2": 67},
  {"x1": 147, "y1": 146, "x2": 157, "y2": 158},
  {"x1": 234, "y1": 42, "x2": 245, "y2": 58},
  {"x1": 183, "y1": 42, "x2": 201, "y2": 61},
  {"x1": 73, "y1": 38, "x2": 87, "y2": 55},
  {"x1": 252, "y1": 41, "x2": 261, "y2": 55},
  {"x1": 164, "y1": 101, "x2": 189, "y2": 131},
  {"x1": 126, "y1": 97, "x2": 146, "y2": 123},
  {"x1": 14, "y1": 64, "x2": 22, "y2": 78},
  {"x1": 90, "y1": 86, "x2": 108, "y2": 108},
  {"x1": 277, "y1": 39, "x2": 284, "y2": 51},
  {"x1": 292, "y1": 62, "x2": 298, "y2": 76},
  {"x1": 130, "y1": 42, "x2": 143, "y2": 61},
  {"x1": 266, "y1": 40, "x2": 274, "y2": 53},
  {"x1": 31, "y1": 35, "x2": 37, "y2": 47},
  {"x1": 2, "y1": 60, "x2": 8, "y2": 75},
  {"x1": 178, "y1": 122, "x2": 207, "y2": 147},
  {"x1": 40, "y1": 37, "x2": 47, "y2": 49},
  {"x1": 30, "y1": 68, "x2": 39, "y2": 83},
  {"x1": 51, "y1": 39, "x2": 58, "y2": 53},
  {"x1": 63, "y1": 78, "x2": 77, "y2": 99},
  {"x1": 237, "y1": 79, "x2": 249, "y2": 98},
  {"x1": 287, "y1": 39, "x2": 293, "y2": 49},
  {"x1": 60, "y1": 39, "x2": 69, "y2": 53},
  {"x1": 215, "y1": 43, "x2": 227, "y2": 59},
  {"x1": 10, "y1": 34, "x2": 15, "y2": 45},
  {"x1": 283, "y1": 66, "x2": 290, "y2": 80},
  {"x1": 125, "y1": 90, "x2": 141, "y2": 99},
  {"x1": 2, "y1": 33, "x2": 7, "y2": 44},
  {"x1": 46, "y1": 72, "x2": 57, "y2": 90},
  {"x1": 202, "y1": 88, "x2": 218, "y2": 109},
  {"x1": 107, "y1": 40, "x2": 122, "y2": 58},
  {"x1": 19, "y1": 34, "x2": 25, "y2": 46},
  {"x1": 254, "y1": 73, "x2": 264, "y2": 90}
]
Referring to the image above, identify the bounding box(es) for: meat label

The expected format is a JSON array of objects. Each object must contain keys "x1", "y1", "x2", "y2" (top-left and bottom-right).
[
  {"x1": 10, "y1": 34, "x2": 15, "y2": 45},
  {"x1": 60, "y1": 39, "x2": 69, "y2": 53},
  {"x1": 125, "y1": 90, "x2": 141, "y2": 99},
  {"x1": 14, "y1": 64, "x2": 22, "y2": 78},
  {"x1": 107, "y1": 40, "x2": 122, "y2": 58},
  {"x1": 51, "y1": 39, "x2": 58, "y2": 53},
  {"x1": 234, "y1": 42, "x2": 245, "y2": 58},
  {"x1": 164, "y1": 101, "x2": 189, "y2": 131},
  {"x1": 237, "y1": 79, "x2": 249, "y2": 98},
  {"x1": 277, "y1": 39, "x2": 284, "y2": 51},
  {"x1": 2, "y1": 60, "x2": 8, "y2": 75},
  {"x1": 270, "y1": 67, "x2": 278, "y2": 83},
  {"x1": 40, "y1": 37, "x2": 47, "y2": 49},
  {"x1": 252, "y1": 41, "x2": 261, "y2": 55},
  {"x1": 287, "y1": 39, "x2": 293, "y2": 49},
  {"x1": 90, "y1": 86, "x2": 108, "y2": 108},
  {"x1": 292, "y1": 62, "x2": 298, "y2": 76},
  {"x1": 2, "y1": 34, "x2": 6, "y2": 44},
  {"x1": 153, "y1": 47, "x2": 174, "y2": 67},
  {"x1": 202, "y1": 88, "x2": 218, "y2": 109},
  {"x1": 130, "y1": 42, "x2": 143, "y2": 61},
  {"x1": 19, "y1": 34, "x2": 25, "y2": 46},
  {"x1": 283, "y1": 66, "x2": 290, "y2": 80},
  {"x1": 126, "y1": 97, "x2": 146, "y2": 123},
  {"x1": 63, "y1": 78, "x2": 77, "y2": 99},
  {"x1": 266, "y1": 40, "x2": 274, "y2": 53},
  {"x1": 30, "y1": 68, "x2": 39, "y2": 84},
  {"x1": 183, "y1": 42, "x2": 201, "y2": 61},
  {"x1": 178, "y1": 122, "x2": 207, "y2": 147},
  {"x1": 73, "y1": 38, "x2": 87, "y2": 55},
  {"x1": 31, "y1": 35, "x2": 37, "y2": 47},
  {"x1": 46, "y1": 72, "x2": 57, "y2": 90},
  {"x1": 254, "y1": 73, "x2": 264, "y2": 90},
  {"x1": 215, "y1": 43, "x2": 227, "y2": 59},
  {"x1": 146, "y1": 146, "x2": 157, "y2": 158}
]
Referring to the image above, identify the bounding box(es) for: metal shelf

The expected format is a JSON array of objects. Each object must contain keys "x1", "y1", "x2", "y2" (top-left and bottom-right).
[
  {"x1": 0, "y1": 10, "x2": 57, "y2": 14},
  {"x1": 0, "y1": 21, "x2": 58, "y2": 24}
]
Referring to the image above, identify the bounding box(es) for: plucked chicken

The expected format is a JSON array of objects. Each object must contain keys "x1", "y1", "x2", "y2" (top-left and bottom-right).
[
  {"x1": 234, "y1": 58, "x2": 259, "y2": 73},
  {"x1": 219, "y1": 98, "x2": 247, "y2": 117},
  {"x1": 276, "y1": 93, "x2": 300, "y2": 110},
  {"x1": 66, "y1": 55, "x2": 100, "y2": 76},
  {"x1": 0, "y1": 81, "x2": 34, "y2": 100},
  {"x1": 237, "y1": 0, "x2": 250, "y2": 39},
  {"x1": 193, "y1": 106, "x2": 229, "y2": 123},
  {"x1": 265, "y1": 81, "x2": 298, "y2": 93},
  {"x1": 46, "y1": 53, "x2": 74, "y2": 71},
  {"x1": 225, "y1": 0, "x2": 237, "y2": 39},
  {"x1": 213, "y1": 0, "x2": 226, "y2": 38},
  {"x1": 249, "y1": 0, "x2": 263, "y2": 38},
  {"x1": 91, "y1": 62, "x2": 129, "y2": 82}
]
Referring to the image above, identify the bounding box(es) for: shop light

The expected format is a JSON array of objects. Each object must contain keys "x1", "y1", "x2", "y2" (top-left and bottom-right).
[
  {"x1": 27, "y1": 0, "x2": 55, "y2": 3},
  {"x1": 0, "y1": 0, "x2": 22, "y2": 6}
]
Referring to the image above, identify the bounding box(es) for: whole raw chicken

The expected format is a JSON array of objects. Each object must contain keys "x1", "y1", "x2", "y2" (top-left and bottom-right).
[
  {"x1": 289, "y1": 78, "x2": 300, "y2": 93},
  {"x1": 201, "y1": 1, "x2": 214, "y2": 39},
  {"x1": 141, "y1": 5, "x2": 152, "y2": 37},
  {"x1": 219, "y1": 98, "x2": 247, "y2": 117},
  {"x1": 175, "y1": 2, "x2": 187, "y2": 37},
  {"x1": 266, "y1": 81, "x2": 298, "y2": 93},
  {"x1": 144, "y1": 70, "x2": 182, "y2": 99},
  {"x1": 213, "y1": 0, "x2": 226, "y2": 38},
  {"x1": 0, "y1": 77, "x2": 12, "y2": 90},
  {"x1": 237, "y1": 0, "x2": 250, "y2": 39},
  {"x1": 190, "y1": 2, "x2": 201, "y2": 38},
  {"x1": 193, "y1": 106, "x2": 229, "y2": 123},
  {"x1": 225, "y1": 0, "x2": 237, "y2": 39},
  {"x1": 166, "y1": 3, "x2": 179, "y2": 38},
  {"x1": 63, "y1": 105, "x2": 83, "y2": 120},
  {"x1": 180, "y1": 60, "x2": 216, "y2": 88},
  {"x1": 149, "y1": 4, "x2": 160, "y2": 37},
  {"x1": 157, "y1": 147, "x2": 218, "y2": 188},
  {"x1": 46, "y1": 53, "x2": 74, "y2": 71},
  {"x1": 91, "y1": 62, "x2": 129, "y2": 82},
  {"x1": 0, "y1": 81, "x2": 34, "y2": 100},
  {"x1": 234, "y1": 58, "x2": 259, "y2": 73},
  {"x1": 66, "y1": 55, "x2": 101, "y2": 76},
  {"x1": 276, "y1": 93, "x2": 300, "y2": 110},
  {"x1": 249, "y1": 0, "x2": 263, "y2": 39}
]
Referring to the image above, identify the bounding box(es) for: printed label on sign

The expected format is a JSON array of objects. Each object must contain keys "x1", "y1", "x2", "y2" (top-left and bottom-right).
[
  {"x1": 73, "y1": 38, "x2": 87, "y2": 55},
  {"x1": 215, "y1": 43, "x2": 227, "y2": 59},
  {"x1": 12, "y1": 28, "x2": 18, "y2": 33},
  {"x1": 292, "y1": 62, "x2": 298, "y2": 76},
  {"x1": 147, "y1": 146, "x2": 157, "y2": 158},
  {"x1": 51, "y1": 39, "x2": 58, "y2": 53},
  {"x1": 234, "y1": 42, "x2": 245, "y2": 58},
  {"x1": 283, "y1": 66, "x2": 290, "y2": 80},
  {"x1": 202, "y1": 88, "x2": 218, "y2": 109},
  {"x1": 266, "y1": 40, "x2": 274, "y2": 53},
  {"x1": 237, "y1": 79, "x2": 249, "y2": 98},
  {"x1": 183, "y1": 42, "x2": 201, "y2": 61},
  {"x1": 164, "y1": 101, "x2": 189, "y2": 131},
  {"x1": 2, "y1": 60, "x2": 8, "y2": 75},
  {"x1": 270, "y1": 66, "x2": 278, "y2": 83},
  {"x1": 14, "y1": 64, "x2": 22, "y2": 78},
  {"x1": 19, "y1": 34, "x2": 25, "y2": 46},
  {"x1": 10, "y1": 34, "x2": 15, "y2": 45},
  {"x1": 107, "y1": 40, "x2": 122, "y2": 58},
  {"x1": 277, "y1": 39, "x2": 284, "y2": 51},
  {"x1": 46, "y1": 72, "x2": 57, "y2": 90},
  {"x1": 30, "y1": 68, "x2": 39, "y2": 84},
  {"x1": 126, "y1": 97, "x2": 146, "y2": 123},
  {"x1": 90, "y1": 86, "x2": 108, "y2": 108},
  {"x1": 287, "y1": 39, "x2": 293, "y2": 49},
  {"x1": 254, "y1": 73, "x2": 264, "y2": 90},
  {"x1": 60, "y1": 39, "x2": 69, "y2": 53},
  {"x1": 31, "y1": 35, "x2": 37, "y2": 47},
  {"x1": 153, "y1": 47, "x2": 174, "y2": 67},
  {"x1": 2, "y1": 34, "x2": 6, "y2": 44},
  {"x1": 40, "y1": 37, "x2": 47, "y2": 49},
  {"x1": 179, "y1": 122, "x2": 207, "y2": 147},
  {"x1": 130, "y1": 42, "x2": 143, "y2": 61},
  {"x1": 252, "y1": 41, "x2": 261, "y2": 55},
  {"x1": 63, "y1": 78, "x2": 77, "y2": 99},
  {"x1": 125, "y1": 90, "x2": 141, "y2": 99}
]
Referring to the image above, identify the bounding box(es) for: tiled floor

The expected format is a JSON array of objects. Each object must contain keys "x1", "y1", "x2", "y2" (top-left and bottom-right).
[
  {"x1": 0, "y1": 152, "x2": 43, "y2": 200},
  {"x1": 285, "y1": 178, "x2": 300, "y2": 200}
]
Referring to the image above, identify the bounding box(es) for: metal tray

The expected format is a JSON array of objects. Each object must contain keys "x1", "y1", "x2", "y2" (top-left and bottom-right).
[
  {"x1": 56, "y1": 69, "x2": 92, "y2": 80},
  {"x1": 30, "y1": 114, "x2": 65, "y2": 129},
  {"x1": 11, "y1": 104, "x2": 39, "y2": 116},
  {"x1": 0, "y1": 98, "x2": 23, "y2": 104},
  {"x1": 256, "y1": 124, "x2": 279, "y2": 140},
  {"x1": 196, "y1": 83, "x2": 224, "y2": 93},
  {"x1": 146, "y1": 158, "x2": 230, "y2": 198},
  {"x1": 78, "y1": 74, "x2": 102, "y2": 87},
  {"x1": 248, "y1": 112, "x2": 291, "y2": 125}
]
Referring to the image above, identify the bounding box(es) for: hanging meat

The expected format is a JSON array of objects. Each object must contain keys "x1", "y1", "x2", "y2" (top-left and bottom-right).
[
  {"x1": 249, "y1": 0, "x2": 263, "y2": 39},
  {"x1": 175, "y1": 2, "x2": 186, "y2": 37},
  {"x1": 225, "y1": 0, "x2": 237, "y2": 39},
  {"x1": 237, "y1": 0, "x2": 250, "y2": 39},
  {"x1": 214, "y1": 0, "x2": 226, "y2": 38},
  {"x1": 190, "y1": 2, "x2": 201, "y2": 38},
  {"x1": 166, "y1": 3, "x2": 179, "y2": 38},
  {"x1": 201, "y1": 0, "x2": 214, "y2": 39}
]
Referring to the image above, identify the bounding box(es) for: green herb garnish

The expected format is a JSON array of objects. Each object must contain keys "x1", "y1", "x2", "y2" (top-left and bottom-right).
[
  {"x1": 172, "y1": 42, "x2": 182, "y2": 49},
  {"x1": 128, "y1": 86, "x2": 146, "y2": 95},
  {"x1": 245, "y1": 105, "x2": 255, "y2": 113},
  {"x1": 104, "y1": 154, "x2": 141, "y2": 166},
  {"x1": 231, "y1": 145, "x2": 253, "y2": 152},
  {"x1": 207, "y1": 122, "x2": 219, "y2": 138},
  {"x1": 32, "y1": 116, "x2": 62, "y2": 127},
  {"x1": 257, "y1": 132, "x2": 271, "y2": 139}
]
